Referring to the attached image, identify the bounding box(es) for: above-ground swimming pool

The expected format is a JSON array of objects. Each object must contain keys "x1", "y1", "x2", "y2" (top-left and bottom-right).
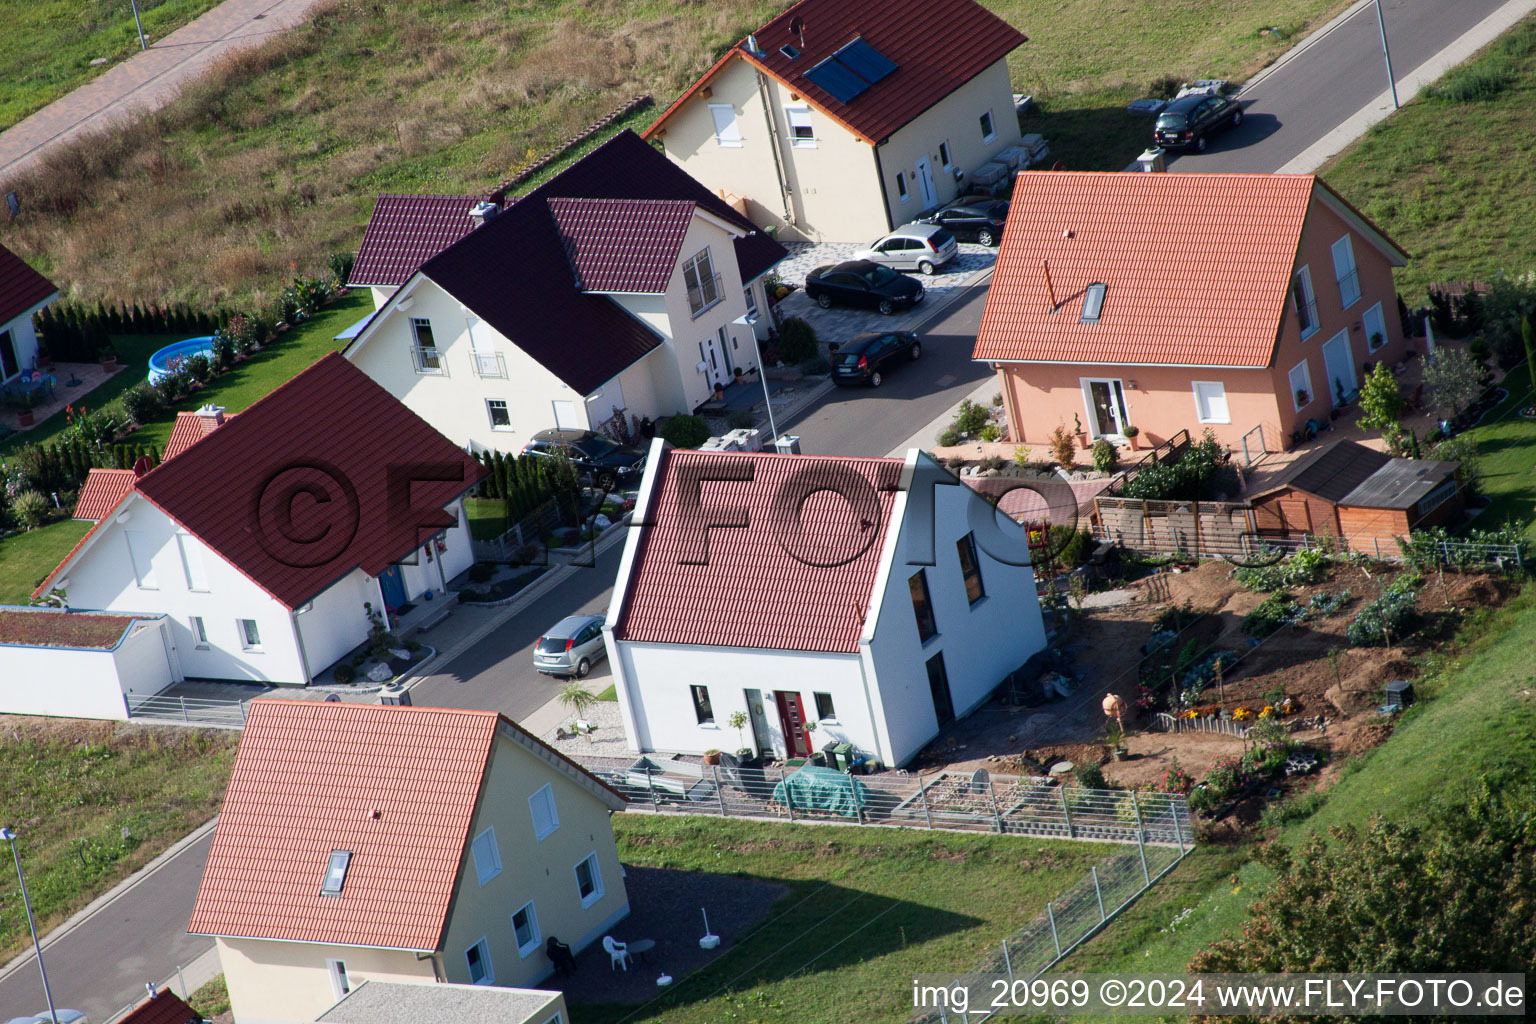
[{"x1": 147, "y1": 336, "x2": 217, "y2": 385}]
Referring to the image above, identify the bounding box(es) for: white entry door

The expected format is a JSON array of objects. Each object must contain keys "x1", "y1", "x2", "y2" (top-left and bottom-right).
[
  {"x1": 914, "y1": 157, "x2": 938, "y2": 208},
  {"x1": 1320, "y1": 330, "x2": 1357, "y2": 407},
  {"x1": 700, "y1": 333, "x2": 729, "y2": 387},
  {"x1": 552, "y1": 400, "x2": 581, "y2": 429},
  {"x1": 1081, "y1": 378, "x2": 1130, "y2": 438}
]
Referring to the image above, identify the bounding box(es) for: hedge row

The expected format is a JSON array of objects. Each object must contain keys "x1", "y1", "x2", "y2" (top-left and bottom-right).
[
  {"x1": 12, "y1": 435, "x2": 161, "y2": 497},
  {"x1": 474, "y1": 451, "x2": 580, "y2": 522},
  {"x1": 34, "y1": 301, "x2": 229, "y2": 362}
]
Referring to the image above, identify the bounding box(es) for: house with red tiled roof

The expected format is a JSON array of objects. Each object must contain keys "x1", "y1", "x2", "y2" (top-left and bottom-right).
[
  {"x1": 643, "y1": 0, "x2": 1029, "y2": 242},
  {"x1": 189, "y1": 700, "x2": 625, "y2": 1024},
  {"x1": 0, "y1": 239, "x2": 59, "y2": 385},
  {"x1": 114, "y1": 986, "x2": 203, "y2": 1024},
  {"x1": 30, "y1": 353, "x2": 484, "y2": 688},
  {"x1": 71, "y1": 407, "x2": 239, "y2": 524},
  {"x1": 343, "y1": 130, "x2": 787, "y2": 454},
  {"x1": 603, "y1": 440, "x2": 1047, "y2": 767},
  {"x1": 973, "y1": 171, "x2": 1410, "y2": 454}
]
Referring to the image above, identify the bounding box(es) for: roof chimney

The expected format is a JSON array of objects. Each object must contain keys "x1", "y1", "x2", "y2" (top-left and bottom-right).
[
  {"x1": 1136, "y1": 147, "x2": 1167, "y2": 173},
  {"x1": 469, "y1": 200, "x2": 499, "y2": 227},
  {"x1": 195, "y1": 404, "x2": 225, "y2": 425}
]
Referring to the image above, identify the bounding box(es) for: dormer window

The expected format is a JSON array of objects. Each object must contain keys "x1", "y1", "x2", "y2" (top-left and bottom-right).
[
  {"x1": 1080, "y1": 283, "x2": 1107, "y2": 323},
  {"x1": 322, "y1": 850, "x2": 352, "y2": 895}
]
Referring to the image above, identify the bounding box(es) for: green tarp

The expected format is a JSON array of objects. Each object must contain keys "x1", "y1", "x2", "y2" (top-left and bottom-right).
[{"x1": 771, "y1": 765, "x2": 870, "y2": 819}]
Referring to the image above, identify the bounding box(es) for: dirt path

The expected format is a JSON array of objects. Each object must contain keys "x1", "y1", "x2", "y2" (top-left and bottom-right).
[{"x1": 0, "y1": 0, "x2": 334, "y2": 184}]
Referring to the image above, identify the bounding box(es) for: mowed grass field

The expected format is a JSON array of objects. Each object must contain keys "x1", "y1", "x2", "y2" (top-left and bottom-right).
[
  {"x1": 0, "y1": 0, "x2": 223, "y2": 131},
  {"x1": 0, "y1": 0, "x2": 1348, "y2": 310}
]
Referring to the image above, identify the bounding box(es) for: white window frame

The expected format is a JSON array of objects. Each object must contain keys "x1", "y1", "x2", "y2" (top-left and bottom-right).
[
  {"x1": 189, "y1": 616, "x2": 208, "y2": 649},
  {"x1": 813, "y1": 691, "x2": 837, "y2": 723},
  {"x1": 682, "y1": 248, "x2": 721, "y2": 317},
  {"x1": 327, "y1": 958, "x2": 351, "y2": 1002},
  {"x1": 177, "y1": 533, "x2": 209, "y2": 591},
  {"x1": 979, "y1": 109, "x2": 996, "y2": 143},
  {"x1": 708, "y1": 103, "x2": 742, "y2": 148},
  {"x1": 1361, "y1": 301, "x2": 1388, "y2": 352},
  {"x1": 529, "y1": 783, "x2": 559, "y2": 841},
  {"x1": 410, "y1": 318, "x2": 444, "y2": 375},
  {"x1": 1293, "y1": 266, "x2": 1319, "y2": 340},
  {"x1": 1289, "y1": 360, "x2": 1314, "y2": 412},
  {"x1": 238, "y1": 618, "x2": 262, "y2": 651},
  {"x1": 511, "y1": 900, "x2": 541, "y2": 957},
  {"x1": 743, "y1": 284, "x2": 759, "y2": 323},
  {"x1": 1191, "y1": 381, "x2": 1231, "y2": 424},
  {"x1": 486, "y1": 398, "x2": 513, "y2": 432},
  {"x1": 895, "y1": 172, "x2": 909, "y2": 203},
  {"x1": 125, "y1": 531, "x2": 158, "y2": 590},
  {"x1": 784, "y1": 106, "x2": 815, "y2": 148},
  {"x1": 1331, "y1": 234, "x2": 1361, "y2": 309},
  {"x1": 465, "y1": 937, "x2": 494, "y2": 985},
  {"x1": 470, "y1": 826, "x2": 502, "y2": 886},
  {"x1": 574, "y1": 852, "x2": 604, "y2": 909},
  {"x1": 1079, "y1": 378, "x2": 1130, "y2": 439}
]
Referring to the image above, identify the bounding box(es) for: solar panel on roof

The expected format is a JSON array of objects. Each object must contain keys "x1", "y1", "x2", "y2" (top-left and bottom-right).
[
  {"x1": 833, "y1": 38, "x2": 898, "y2": 84},
  {"x1": 803, "y1": 57, "x2": 870, "y2": 104}
]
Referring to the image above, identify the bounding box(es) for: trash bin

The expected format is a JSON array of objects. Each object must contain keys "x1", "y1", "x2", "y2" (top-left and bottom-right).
[
  {"x1": 1383, "y1": 680, "x2": 1413, "y2": 710},
  {"x1": 828, "y1": 742, "x2": 853, "y2": 772}
]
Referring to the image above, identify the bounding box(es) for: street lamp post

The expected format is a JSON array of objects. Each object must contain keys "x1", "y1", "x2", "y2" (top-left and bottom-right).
[
  {"x1": 129, "y1": 0, "x2": 149, "y2": 50},
  {"x1": 2, "y1": 828, "x2": 60, "y2": 1024},
  {"x1": 1374, "y1": 0, "x2": 1399, "y2": 110}
]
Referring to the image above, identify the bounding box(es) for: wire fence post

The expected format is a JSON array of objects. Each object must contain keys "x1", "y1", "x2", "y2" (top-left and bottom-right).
[
  {"x1": 781, "y1": 768, "x2": 795, "y2": 820},
  {"x1": 917, "y1": 773, "x2": 934, "y2": 829},
  {"x1": 645, "y1": 764, "x2": 659, "y2": 810},
  {"x1": 712, "y1": 764, "x2": 727, "y2": 816},
  {"x1": 1174, "y1": 797, "x2": 1187, "y2": 854},
  {"x1": 1001, "y1": 940, "x2": 1015, "y2": 985},
  {"x1": 1047, "y1": 901, "x2": 1061, "y2": 957},
  {"x1": 986, "y1": 778, "x2": 1004, "y2": 834},
  {"x1": 1131, "y1": 791, "x2": 1151, "y2": 884},
  {"x1": 1059, "y1": 785, "x2": 1074, "y2": 840},
  {"x1": 1091, "y1": 865, "x2": 1107, "y2": 923},
  {"x1": 180, "y1": 696, "x2": 189, "y2": 723},
  {"x1": 176, "y1": 964, "x2": 187, "y2": 997},
  {"x1": 854, "y1": 777, "x2": 865, "y2": 825}
]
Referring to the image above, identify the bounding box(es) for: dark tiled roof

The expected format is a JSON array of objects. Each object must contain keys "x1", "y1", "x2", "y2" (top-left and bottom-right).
[
  {"x1": 1341, "y1": 458, "x2": 1458, "y2": 509},
  {"x1": 615, "y1": 448, "x2": 902, "y2": 653},
  {"x1": 646, "y1": 0, "x2": 1027, "y2": 144},
  {"x1": 417, "y1": 131, "x2": 786, "y2": 395},
  {"x1": 351, "y1": 195, "x2": 485, "y2": 287},
  {"x1": 130, "y1": 353, "x2": 484, "y2": 609},
  {"x1": 550, "y1": 197, "x2": 699, "y2": 294},
  {"x1": 1257, "y1": 440, "x2": 1392, "y2": 504},
  {"x1": 0, "y1": 608, "x2": 141, "y2": 649},
  {"x1": 116, "y1": 988, "x2": 202, "y2": 1024},
  {"x1": 74, "y1": 468, "x2": 136, "y2": 520},
  {"x1": 0, "y1": 240, "x2": 57, "y2": 326}
]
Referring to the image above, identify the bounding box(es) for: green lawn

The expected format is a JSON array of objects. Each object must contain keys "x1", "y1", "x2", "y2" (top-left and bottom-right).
[
  {"x1": 1458, "y1": 377, "x2": 1536, "y2": 538},
  {"x1": 0, "y1": 517, "x2": 92, "y2": 605},
  {"x1": 596, "y1": 684, "x2": 618, "y2": 702},
  {"x1": 0, "y1": 0, "x2": 223, "y2": 132},
  {"x1": 1063, "y1": 582, "x2": 1536, "y2": 980},
  {"x1": 466, "y1": 498, "x2": 509, "y2": 541},
  {"x1": 581, "y1": 816, "x2": 1108, "y2": 1024},
  {"x1": 1, "y1": 334, "x2": 170, "y2": 456},
  {"x1": 1320, "y1": 18, "x2": 1536, "y2": 297},
  {"x1": 0, "y1": 720, "x2": 237, "y2": 961}
]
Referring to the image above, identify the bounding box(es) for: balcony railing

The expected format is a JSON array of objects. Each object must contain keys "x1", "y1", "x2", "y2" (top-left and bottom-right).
[
  {"x1": 687, "y1": 272, "x2": 724, "y2": 318},
  {"x1": 411, "y1": 344, "x2": 446, "y2": 375},
  {"x1": 1295, "y1": 296, "x2": 1320, "y2": 338},
  {"x1": 1336, "y1": 267, "x2": 1361, "y2": 309},
  {"x1": 472, "y1": 351, "x2": 506, "y2": 379}
]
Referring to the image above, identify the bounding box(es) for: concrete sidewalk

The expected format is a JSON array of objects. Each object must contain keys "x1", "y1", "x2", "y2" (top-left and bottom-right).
[{"x1": 0, "y1": 0, "x2": 334, "y2": 182}]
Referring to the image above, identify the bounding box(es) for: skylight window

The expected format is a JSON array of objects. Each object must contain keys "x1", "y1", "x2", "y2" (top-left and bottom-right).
[
  {"x1": 780, "y1": 44, "x2": 801, "y2": 60},
  {"x1": 1081, "y1": 283, "x2": 1107, "y2": 323},
  {"x1": 322, "y1": 850, "x2": 352, "y2": 895}
]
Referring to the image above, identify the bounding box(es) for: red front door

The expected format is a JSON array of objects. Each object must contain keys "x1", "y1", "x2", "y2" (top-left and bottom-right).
[{"x1": 774, "y1": 691, "x2": 812, "y2": 757}]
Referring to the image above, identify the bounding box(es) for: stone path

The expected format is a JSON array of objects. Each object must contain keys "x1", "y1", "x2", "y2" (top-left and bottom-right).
[{"x1": 0, "y1": 0, "x2": 335, "y2": 183}]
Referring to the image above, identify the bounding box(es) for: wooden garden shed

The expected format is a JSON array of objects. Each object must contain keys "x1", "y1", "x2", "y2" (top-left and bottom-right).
[{"x1": 1248, "y1": 440, "x2": 1461, "y2": 553}]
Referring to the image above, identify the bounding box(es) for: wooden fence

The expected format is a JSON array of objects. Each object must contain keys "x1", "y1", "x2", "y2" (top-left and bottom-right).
[
  {"x1": 1152, "y1": 711, "x2": 1249, "y2": 738},
  {"x1": 1094, "y1": 496, "x2": 1258, "y2": 559}
]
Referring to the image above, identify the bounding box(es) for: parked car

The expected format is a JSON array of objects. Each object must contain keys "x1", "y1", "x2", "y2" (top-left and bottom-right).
[
  {"x1": 831, "y1": 331, "x2": 922, "y2": 387},
  {"x1": 921, "y1": 196, "x2": 1010, "y2": 246},
  {"x1": 522, "y1": 429, "x2": 646, "y2": 490},
  {"x1": 852, "y1": 222, "x2": 958, "y2": 275},
  {"x1": 1153, "y1": 90, "x2": 1243, "y2": 152},
  {"x1": 804, "y1": 260, "x2": 925, "y2": 315},
  {"x1": 534, "y1": 613, "x2": 607, "y2": 678}
]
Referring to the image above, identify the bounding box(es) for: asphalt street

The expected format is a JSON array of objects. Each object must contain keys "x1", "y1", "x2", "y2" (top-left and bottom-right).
[{"x1": 1167, "y1": 0, "x2": 1514, "y2": 172}]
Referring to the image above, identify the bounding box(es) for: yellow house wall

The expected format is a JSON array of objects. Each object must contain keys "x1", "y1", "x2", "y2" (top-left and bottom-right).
[
  {"x1": 217, "y1": 935, "x2": 435, "y2": 1024},
  {"x1": 437, "y1": 727, "x2": 629, "y2": 989}
]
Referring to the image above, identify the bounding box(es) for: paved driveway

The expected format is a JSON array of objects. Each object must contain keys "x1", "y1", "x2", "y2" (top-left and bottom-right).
[{"x1": 770, "y1": 240, "x2": 996, "y2": 344}]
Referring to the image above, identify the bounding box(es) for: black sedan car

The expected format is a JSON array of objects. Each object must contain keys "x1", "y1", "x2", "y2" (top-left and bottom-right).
[
  {"x1": 922, "y1": 196, "x2": 1010, "y2": 246},
  {"x1": 804, "y1": 260, "x2": 924, "y2": 315},
  {"x1": 1153, "y1": 91, "x2": 1242, "y2": 152},
  {"x1": 522, "y1": 429, "x2": 646, "y2": 491},
  {"x1": 831, "y1": 331, "x2": 921, "y2": 387}
]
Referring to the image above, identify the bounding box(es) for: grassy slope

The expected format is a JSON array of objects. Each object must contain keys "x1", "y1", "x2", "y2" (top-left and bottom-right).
[
  {"x1": 582, "y1": 816, "x2": 1108, "y2": 1024},
  {"x1": 465, "y1": 498, "x2": 509, "y2": 541},
  {"x1": 0, "y1": 720, "x2": 237, "y2": 960},
  {"x1": 0, "y1": 0, "x2": 223, "y2": 131},
  {"x1": 1320, "y1": 18, "x2": 1536, "y2": 298},
  {"x1": 0, "y1": 517, "x2": 91, "y2": 604},
  {"x1": 1459, "y1": 378, "x2": 1536, "y2": 539},
  {"x1": 1, "y1": 0, "x2": 1348, "y2": 307},
  {"x1": 1064, "y1": 584, "x2": 1536, "y2": 982}
]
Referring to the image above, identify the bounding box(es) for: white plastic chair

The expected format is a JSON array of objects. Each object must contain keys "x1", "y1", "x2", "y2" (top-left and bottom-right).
[{"x1": 603, "y1": 935, "x2": 630, "y2": 971}]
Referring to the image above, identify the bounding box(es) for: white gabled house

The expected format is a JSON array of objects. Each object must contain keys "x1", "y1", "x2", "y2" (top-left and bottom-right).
[
  {"x1": 603, "y1": 441, "x2": 1048, "y2": 768},
  {"x1": 27, "y1": 354, "x2": 484, "y2": 691},
  {"x1": 342, "y1": 130, "x2": 787, "y2": 455},
  {"x1": 0, "y1": 240, "x2": 59, "y2": 384}
]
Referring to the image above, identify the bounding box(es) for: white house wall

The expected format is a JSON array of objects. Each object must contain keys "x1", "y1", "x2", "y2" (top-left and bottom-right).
[
  {"x1": 3, "y1": 295, "x2": 54, "y2": 382},
  {"x1": 610, "y1": 641, "x2": 867, "y2": 758},
  {"x1": 63, "y1": 499, "x2": 310, "y2": 684},
  {"x1": 0, "y1": 617, "x2": 172, "y2": 720},
  {"x1": 294, "y1": 569, "x2": 377, "y2": 682},
  {"x1": 656, "y1": 213, "x2": 760, "y2": 410},
  {"x1": 368, "y1": 286, "x2": 397, "y2": 309},
  {"x1": 867, "y1": 463, "x2": 1047, "y2": 764},
  {"x1": 216, "y1": 936, "x2": 435, "y2": 1024},
  {"x1": 395, "y1": 499, "x2": 473, "y2": 602}
]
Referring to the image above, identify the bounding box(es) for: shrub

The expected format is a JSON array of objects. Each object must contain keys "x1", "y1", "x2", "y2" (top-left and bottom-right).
[
  {"x1": 1242, "y1": 592, "x2": 1297, "y2": 636},
  {"x1": 333, "y1": 663, "x2": 354, "y2": 684},
  {"x1": 945, "y1": 456, "x2": 965, "y2": 470},
  {"x1": 978, "y1": 424, "x2": 1001, "y2": 442},
  {"x1": 776, "y1": 317, "x2": 818, "y2": 364},
  {"x1": 1152, "y1": 601, "x2": 1197, "y2": 633},
  {"x1": 1232, "y1": 548, "x2": 1330, "y2": 591},
  {"x1": 512, "y1": 543, "x2": 542, "y2": 566},
  {"x1": 1425, "y1": 432, "x2": 1482, "y2": 499},
  {"x1": 1048, "y1": 424, "x2": 1076, "y2": 466},
  {"x1": 981, "y1": 455, "x2": 1006, "y2": 472},
  {"x1": 660, "y1": 414, "x2": 710, "y2": 449},
  {"x1": 467, "y1": 563, "x2": 495, "y2": 583},
  {"x1": 184, "y1": 353, "x2": 213, "y2": 384},
  {"x1": 1356, "y1": 361, "x2": 1405, "y2": 431},
  {"x1": 120, "y1": 383, "x2": 166, "y2": 424},
  {"x1": 1045, "y1": 526, "x2": 1094, "y2": 568},
  {"x1": 11, "y1": 490, "x2": 50, "y2": 530},
  {"x1": 727, "y1": 409, "x2": 756, "y2": 430},
  {"x1": 799, "y1": 356, "x2": 831, "y2": 376},
  {"x1": 1091, "y1": 438, "x2": 1118, "y2": 473},
  {"x1": 1158, "y1": 757, "x2": 1195, "y2": 795},
  {"x1": 937, "y1": 427, "x2": 962, "y2": 447},
  {"x1": 212, "y1": 334, "x2": 235, "y2": 371},
  {"x1": 1013, "y1": 446, "x2": 1031, "y2": 466},
  {"x1": 1346, "y1": 578, "x2": 1420, "y2": 646},
  {"x1": 328, "y1": 251, "x2": 356, "y2": 287},
  {"x1": 951, "y1": 399, "x2": 989, "y2": 437},
  {"x1": 1203, "y1": 754, "x2": 1251, "y2": 800},
  {"x1": 1073, "y1": 761, "x2": 1107, "y2": 790},
  {"x1": 1121, "y1": 429, "x2": 1237, "y2": 501}
]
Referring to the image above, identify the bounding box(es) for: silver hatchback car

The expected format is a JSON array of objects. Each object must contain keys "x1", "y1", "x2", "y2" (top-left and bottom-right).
[
  {"x1": 852, "y1": 222, "x2": 959, "y2": 275},
  {"x1": 534, "y1": 614, "x2": 607, "y2": 678}
]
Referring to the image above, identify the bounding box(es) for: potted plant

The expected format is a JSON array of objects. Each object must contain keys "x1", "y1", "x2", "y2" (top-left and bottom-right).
[
  {"x1": 1369, "y1": 331, "x2": 1385, "y2": 352},
  {"x1": 99, "y1": 347, "x2": 118, "y2": 373},
  {"x1": 556, "y1": 681, "x2": 599, "y2": 743},
  {"x1": 1122, "y1": 424, "x2": 1140, "y2": 451},
  {"x1": 1295, "y1": 388, "x2": 1310, "y2": 407},
  {"x1": 703, "y1": 748, "x2": 722, "y2": 765},
  {"x1": 1074, "y1": 413, "x2": 1089, "y2": 449},
  {"x1": 732, "y1": 366, "x2": 745, "y2": 383},
  {"x1": 16, "y1": 390, "x2": 35, "y2": 427},
  {"x1": 727, "y1": 710, "x2": 750, "y2": 753},
  {"x1": 803, "y1": 720, "x2": 822, "y2": 765}
]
